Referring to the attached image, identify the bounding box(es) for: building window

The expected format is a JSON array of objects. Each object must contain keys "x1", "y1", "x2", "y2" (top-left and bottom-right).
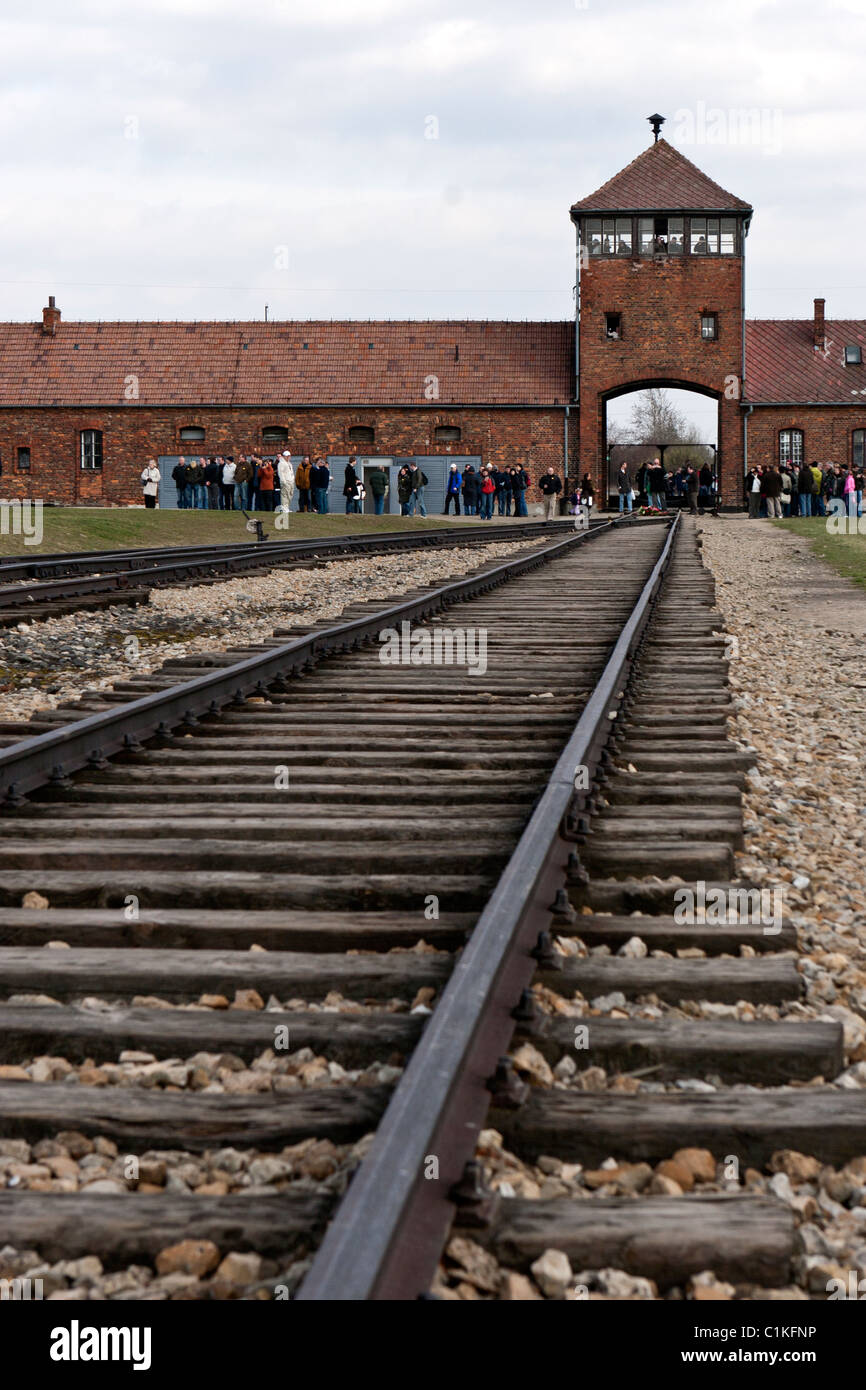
[
  {"x1": 700, "y1": 314, "x2": 718, "y2": 340},
  {"x1": 586, "y1": 218, "x2": 632, "y2": 256},
  {"x1": 179, "y1": 426, "x2": 205, "y2": 441},
  {"x1": 80, "y1": 430, "x2": 103, "y2": 471},
  {"x1": 853, "y1": 430, "x2": 866, "y2": 470},
  {"x1": 779, "y1": 429, "x2": 804, "y2": 470},
  {"x1": 690, "y1": 217, "x2": 737, "y2": 256},
  {"x1": 262, "y1": 426, "x2": 289, "y2": 443},
  {"x1": 845, "y1": 345, "x2": 862, "y2": 365},
  {"x1": 16, "y1": 448, "x2": 31, "y2": 472},
  {"x1": 434, "y1": 425, "x2": 461, "y2": 443},
  {"x1": 605, "y1": 313, "x2": 622, "y2": 340},
  {"x1": 348, "y1": 425, "x2": 375, "y2": 444},
  {"x1": 638, "y1": 216, "x2": 684, "y2": 255}
]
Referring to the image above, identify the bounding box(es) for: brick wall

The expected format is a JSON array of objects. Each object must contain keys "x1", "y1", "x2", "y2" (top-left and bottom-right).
[
  {"x1": 745, "y1": 406, "x2": 866, "y2": 495},
  {"x1": 0, "y1": 406, "x2": 569, "y2": 507},
  {"x1": 577, "y1": 254, "x2": 745, "y2": 505}
]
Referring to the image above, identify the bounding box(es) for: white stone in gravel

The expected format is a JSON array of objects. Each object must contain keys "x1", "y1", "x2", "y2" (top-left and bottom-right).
[
  {"x1": 617, "y1": 937, "x2": 648, "y2": 959},
  {"x1": 769, "y1": 1172, "x2": 796, "y2": 1205},
  {"x1": 530, "y1": 1248, "x2": 573, "y2": 1298},
  {"x1": 590, "y1": 992, "x2": 627, "y2": 1012}
]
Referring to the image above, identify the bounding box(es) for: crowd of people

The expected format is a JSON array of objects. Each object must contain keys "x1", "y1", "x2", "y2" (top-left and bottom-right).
[
  {"x1": 614, "y1": 458, "x2": 717, "y2": 514},
  {"x1": 141, "y1": 453, "x2": 572, "y2": 519},
  {"x1": 745, "y1": 461, "x2": 865, "y2": 518}
]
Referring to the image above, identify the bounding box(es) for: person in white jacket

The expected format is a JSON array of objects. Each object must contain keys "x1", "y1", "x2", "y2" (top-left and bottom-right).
[
  {"x1": 221, "y1": 457, "x2": 237, "y2": 510},
  {"x1": 277, "y1": 450, "x2": 295, "y2": 514},
  {"x1": 140, "y1": 459, "x2": 160, "y2": 509}
]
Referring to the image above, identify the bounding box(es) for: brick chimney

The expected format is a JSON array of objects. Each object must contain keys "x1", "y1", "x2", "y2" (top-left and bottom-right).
[
  {"x1": 813, "y1": 297, "x2": 825, "y2": 352},
  {"x1": 42, "y1": 295, "x2": 61, "y2": 337}
]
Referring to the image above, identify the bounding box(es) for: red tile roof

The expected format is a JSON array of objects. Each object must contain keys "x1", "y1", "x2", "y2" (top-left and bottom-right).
[
  {"x1": 571, "y1": 139, "x2": 752, "y2": 215},
  {"x1": 0, "y1": 319, "x2": 573, "y2": 408},
  {"x1": 745, "y1": 320, "x2": 866, "y2": 403}
]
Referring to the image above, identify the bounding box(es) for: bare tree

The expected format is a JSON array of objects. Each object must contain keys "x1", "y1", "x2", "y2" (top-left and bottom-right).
[{"x1": 625, "y1": 389, "x2": 703, "y2": 446}]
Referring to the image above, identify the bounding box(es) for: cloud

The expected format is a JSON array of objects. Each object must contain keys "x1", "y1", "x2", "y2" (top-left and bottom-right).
[{"x1": 0, "y1": 0, "x2": 862, "y2": 327}]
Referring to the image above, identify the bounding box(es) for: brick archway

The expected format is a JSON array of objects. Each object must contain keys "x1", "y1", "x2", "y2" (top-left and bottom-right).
[{"x1": 582, "y1": 377, "x2": 741, "y2": 508}]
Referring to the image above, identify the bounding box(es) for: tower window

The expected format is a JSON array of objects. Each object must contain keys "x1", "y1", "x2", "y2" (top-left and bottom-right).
[
  {"x1": 779, "y1": 429, "x2": 804, "y2": 470},
  {"x1": 434, "y1": 425, "x2": 461, "y2": 443},
  {"x1": 262, "y1": 425, "x2": 289, "y2": 442},
  {"x1": 605, "y1": 314, "x2": 622, "y2": 340},
  {"x1": 16, "y1": 448, "x2": 31, "y2": 472},
  {"x1": 586, "y1": 218, "x2": 632, "y2": 256},
  {"x1": 638, "y1": 217, "x2": 684, "y2": 255},
  {"x1": 80, "y1": 429, "x2": 103, "y2": 471},
  {"x1": 348, "y1": 425, "x2": 375, "y2": 444},
  {"x1": 179, "y1": 426, "x2": 205, "y2": 441},
  {"x1": 690, "y1": 218, "x2": 737, "y2": 255},
  {"x1": 701, "y1": 314, "x2": 718, "y2": 340}
]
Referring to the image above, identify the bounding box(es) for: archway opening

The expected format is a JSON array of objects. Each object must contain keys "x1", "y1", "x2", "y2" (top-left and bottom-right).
[{"x1": 602, "y1": 384, "x2": 720, "y2": 509}]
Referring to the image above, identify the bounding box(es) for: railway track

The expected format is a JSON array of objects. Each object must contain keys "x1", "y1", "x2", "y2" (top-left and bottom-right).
[
  {"x1": 0, "y1": 518, "x2": 582, "y2": 627},
  {"x1": 0, "y1": 513, "x2": 670, "y2": 1299},
  {"x1": 0, "y1": 513, "x2": 848, "y2": 1304}
]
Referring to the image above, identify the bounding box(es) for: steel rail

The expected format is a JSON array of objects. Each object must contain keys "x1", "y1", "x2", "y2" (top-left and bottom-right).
[
  {"x1": 296, "y1": 512, "x2": 681, "y2": 1301},
  {"x1": 0, "y1": 518, "x2": 585, "y2": 586},
  {"x1": 0, "y1": 517, "x2": 636, "y2": 804}
]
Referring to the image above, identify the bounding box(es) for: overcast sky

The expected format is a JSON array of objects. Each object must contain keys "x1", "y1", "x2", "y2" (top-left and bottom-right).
[{"x1": 1, "y1": 0, "x2": 863, "y2": 433}]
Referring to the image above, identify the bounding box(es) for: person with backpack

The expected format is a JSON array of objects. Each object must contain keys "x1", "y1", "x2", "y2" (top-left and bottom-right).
[
  {"x1": 539, "y1": 467, "x2": 562, "y2": 521},
  {"x1": 443, "y1": 462, "x2": 462, "y2": 515},
  {"x1": 408, "y1": 462, "x2": 428, "y2": 516},
  {"x1": 367, "y1": 462, "x2": 389, "y2": 515},
  {"x1": 140, "y1": 458, "x2": 160, "y2": 509}
]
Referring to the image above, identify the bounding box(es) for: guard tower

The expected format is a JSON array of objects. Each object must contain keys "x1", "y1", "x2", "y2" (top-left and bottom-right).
[{"x1": 571, "y1": 116, "x2": 753, "y2": 506}]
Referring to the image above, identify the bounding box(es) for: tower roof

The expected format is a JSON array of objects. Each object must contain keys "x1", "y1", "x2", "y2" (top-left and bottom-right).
[{"x1": 571, "y1": 138, "x2": 752, "y2": 216}]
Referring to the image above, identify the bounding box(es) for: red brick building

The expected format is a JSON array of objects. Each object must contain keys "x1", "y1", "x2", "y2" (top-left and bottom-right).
[{"x1": 1, "y1": 127, "x2": 864, "y2": 510}]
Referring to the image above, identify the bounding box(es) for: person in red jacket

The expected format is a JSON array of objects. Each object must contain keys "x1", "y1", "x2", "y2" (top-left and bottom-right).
[
  {"x1": 257, "y1": 458, "x2": 275, "y2": 511},
  {"x1": 479, "y1": 467, "x2": 495, "y2": 521}
]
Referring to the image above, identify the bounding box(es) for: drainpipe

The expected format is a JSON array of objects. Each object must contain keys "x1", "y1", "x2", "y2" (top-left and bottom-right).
[
  {"x1": 564, "y1": 405, "x2": 570, "y2": 485},
  {"x1": 743, "y1": 403, "x2": 753, "y2": 509}
]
